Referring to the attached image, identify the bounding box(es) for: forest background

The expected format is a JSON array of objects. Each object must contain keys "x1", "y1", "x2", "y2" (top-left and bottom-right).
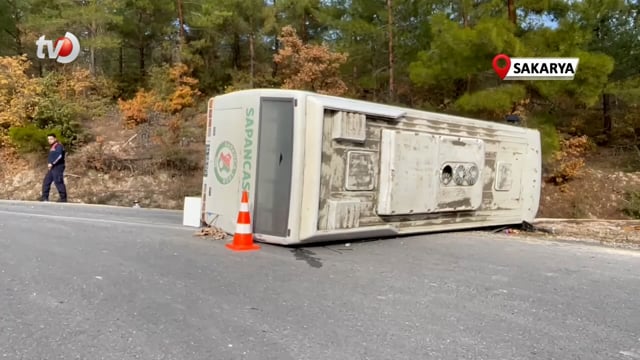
[{"x1": 0, "y1": 0, "x2": 639, "y2": 219}]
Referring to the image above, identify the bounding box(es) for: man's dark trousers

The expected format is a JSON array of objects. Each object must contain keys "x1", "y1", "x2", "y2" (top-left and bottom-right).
[{"x1": 42, "y1": 165, "x2": 67, "y2": 202}]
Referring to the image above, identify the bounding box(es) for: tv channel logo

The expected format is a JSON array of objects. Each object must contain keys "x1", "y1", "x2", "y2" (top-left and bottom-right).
[{"x1": 36, "y1": 32, "x2": 81, "y2": 64}]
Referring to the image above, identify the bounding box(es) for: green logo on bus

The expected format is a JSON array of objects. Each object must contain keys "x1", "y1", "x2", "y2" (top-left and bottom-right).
[{"x1": 214, "y1": 141, "x2": 237, "y2": 185}]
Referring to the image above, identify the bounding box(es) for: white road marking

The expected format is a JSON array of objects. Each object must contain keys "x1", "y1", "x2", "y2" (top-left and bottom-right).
[
  {"x1": 0, "y1": 209, "x2": 189, "y2": 231},
  {"x1": 620, "y1": 350, "x2": 640, "y2": 359}
]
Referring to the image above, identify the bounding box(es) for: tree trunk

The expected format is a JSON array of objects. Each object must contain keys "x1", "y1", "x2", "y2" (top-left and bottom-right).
[
  {"x1": 90, "y1": 46, "x2": 96, "y2": 75},
  {"x1": 138, "y1": 12, "x2": 145, "y2": 77},
  {"x1": 15, "y1": 32, "x2": 22, "y2": 55},
  {"x1": 139, "y1": 43, "x2": 145, "y2": 77},
  {"x1": 119, "y1": 46, "x2": 124, "y2": 77},
  {"x1": 301, "y1": 12, "x2": 308, "y2": 43},
  {"x1": 461, "y1": 0, "x2": 468, "y2": 27},
  {"x1": 272, "y1": 41, "x2": 279, "y2": 77},
  {"x1": 90, "y1": 20, "x2": 96, "y2": 76},
  {"x1": 603, "y1": 92, "x2": 612, "y2": 136},
  {"x1": 249, "y1": 33, "x2": 255, "y2": 88},
  {"x1": 177, "y1": 0, "x2": 185, "y2": 42},
  {"x1": 454, "y1": 78, "x2": 466, "y2": 98},
  {"x1": 176, "y1": 0, "x2": 185, "y2": 63},
  {"x1": 272, "y1": 0, "x2": 279, "y2": 78},
  {"x1": 387, "y1": 0, "x2": 395, "y2": 102},
  {"x1": 9, "y1": 0, "x2": 23, "y2": 55},
  {"x1": 232, "y1": 32, "x2": 241, "y2": 69},
  {"x1": 507, "y1": 0, "x2": 517, "y2": 26}
]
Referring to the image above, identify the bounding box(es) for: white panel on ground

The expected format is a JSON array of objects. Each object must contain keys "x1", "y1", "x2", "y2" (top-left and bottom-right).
[
  {"x1": 183, "y1": 196, "x2": 202, "y2": 227},
  {"x1": 377, "y1": 129, "x2": 439, "y2": 215}
]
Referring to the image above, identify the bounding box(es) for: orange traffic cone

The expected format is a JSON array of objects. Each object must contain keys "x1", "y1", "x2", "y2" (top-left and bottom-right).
[{"x1": 226, "y1": 190, "x2": 260, "y2": 252}]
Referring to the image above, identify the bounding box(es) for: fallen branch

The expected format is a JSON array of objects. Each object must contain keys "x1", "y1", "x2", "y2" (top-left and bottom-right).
[
  {"x1": 194, "y1": 225, "x2": 228, "y2": 240},
  {"x1": 124, "y1": 133, "x2": 138, "y2": 146}
]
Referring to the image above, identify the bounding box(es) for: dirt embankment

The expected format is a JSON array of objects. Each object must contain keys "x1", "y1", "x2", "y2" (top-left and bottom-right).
[{"x1": 0, "y1": 115, "x2": 205, "y2": 209}]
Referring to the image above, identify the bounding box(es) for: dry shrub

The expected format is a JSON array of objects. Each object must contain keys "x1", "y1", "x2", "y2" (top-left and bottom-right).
[
  {"x1": 76, "y1": 135, "x2": 144, "y2": 174},
  {"x1": 118, "y1": 89, "x2": 159, "y2": 128},
  {"x1": 77, "y1": 136, "x2": 109, "y2": 172},
  {"x1": 117, "y1": 63, "x2": 200, "y2": 129},
  {"x1": 546, "y1": 135, "x2": 594, "y2": 185},
  {"x1": 273, "y1": 26, "x2": 349, "y2": 96},
  {"x1": 0, "y1": 55, "x2": 43, "y2": 143},
  {"x1": 166, "y1": 63, "x2": 200, "y2": 113}
]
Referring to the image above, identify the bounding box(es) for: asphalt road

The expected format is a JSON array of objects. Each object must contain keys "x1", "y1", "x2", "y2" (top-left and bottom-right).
[{"x1": 0, "y1": 200, "x2": 639, "y2": 360}]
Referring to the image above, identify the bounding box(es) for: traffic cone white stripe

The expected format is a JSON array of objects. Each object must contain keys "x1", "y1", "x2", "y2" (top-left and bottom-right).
[
  {"x1": 226, "y1": 190, "x2": 260, "y2": 252},
  {"x1": 235, "y1": 223, "x2": 252, "y2": 234}
]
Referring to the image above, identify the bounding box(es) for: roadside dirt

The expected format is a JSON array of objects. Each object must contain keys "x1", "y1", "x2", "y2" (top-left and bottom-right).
[
  {"x1": 537, "y1": 148, "x2": 640, "y2": 220},
  {"x1": 496, "y1": 219, "x2": 640, "y2": 251}
]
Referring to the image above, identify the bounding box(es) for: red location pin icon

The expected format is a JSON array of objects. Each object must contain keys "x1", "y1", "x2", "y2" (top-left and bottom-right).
[{"x1": 492, "y1": 54, "x2": 511, "y2": 80}]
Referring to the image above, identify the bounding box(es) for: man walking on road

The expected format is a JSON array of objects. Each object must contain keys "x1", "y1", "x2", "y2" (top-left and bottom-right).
[{"x1": 40, "y1": 133, "x2": 67, "y2": 202}]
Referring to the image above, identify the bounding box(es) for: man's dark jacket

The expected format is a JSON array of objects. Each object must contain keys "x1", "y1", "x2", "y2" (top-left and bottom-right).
[{"x1": 48, "y1": 141, "x2": 65, "y2": 167}]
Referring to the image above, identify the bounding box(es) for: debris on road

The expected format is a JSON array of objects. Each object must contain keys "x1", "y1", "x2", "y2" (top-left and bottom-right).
[{"x1": 194, "y1": 225, "x2": 228, "y2": 240}]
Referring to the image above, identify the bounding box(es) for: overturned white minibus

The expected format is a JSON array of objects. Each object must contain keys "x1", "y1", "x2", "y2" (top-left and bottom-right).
[{"x1": 201, "y1": 89, "x2": 541, "y2": 245}]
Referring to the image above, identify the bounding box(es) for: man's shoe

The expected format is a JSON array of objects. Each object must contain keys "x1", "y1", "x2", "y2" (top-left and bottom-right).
[{"x1": 57, "y1": 199, "x2": 67, "y2": 203}]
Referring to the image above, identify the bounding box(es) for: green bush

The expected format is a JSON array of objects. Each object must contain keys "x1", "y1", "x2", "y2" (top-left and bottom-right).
[
  {"x1": 8, "y1": 125, "x2": 66, "y2": 154},
  {"x1": 36, "y1": 94, "x2": 86, "y2": 142},
  {"x1": 32, "y1": 72, "x2": 88, "y2": 148},
  {"x1": 454, "y1": 85, "x2": 528, "y2": 116},
  {"x1": 622, "y1": 190, "x2": 640, "y2": 219}
]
